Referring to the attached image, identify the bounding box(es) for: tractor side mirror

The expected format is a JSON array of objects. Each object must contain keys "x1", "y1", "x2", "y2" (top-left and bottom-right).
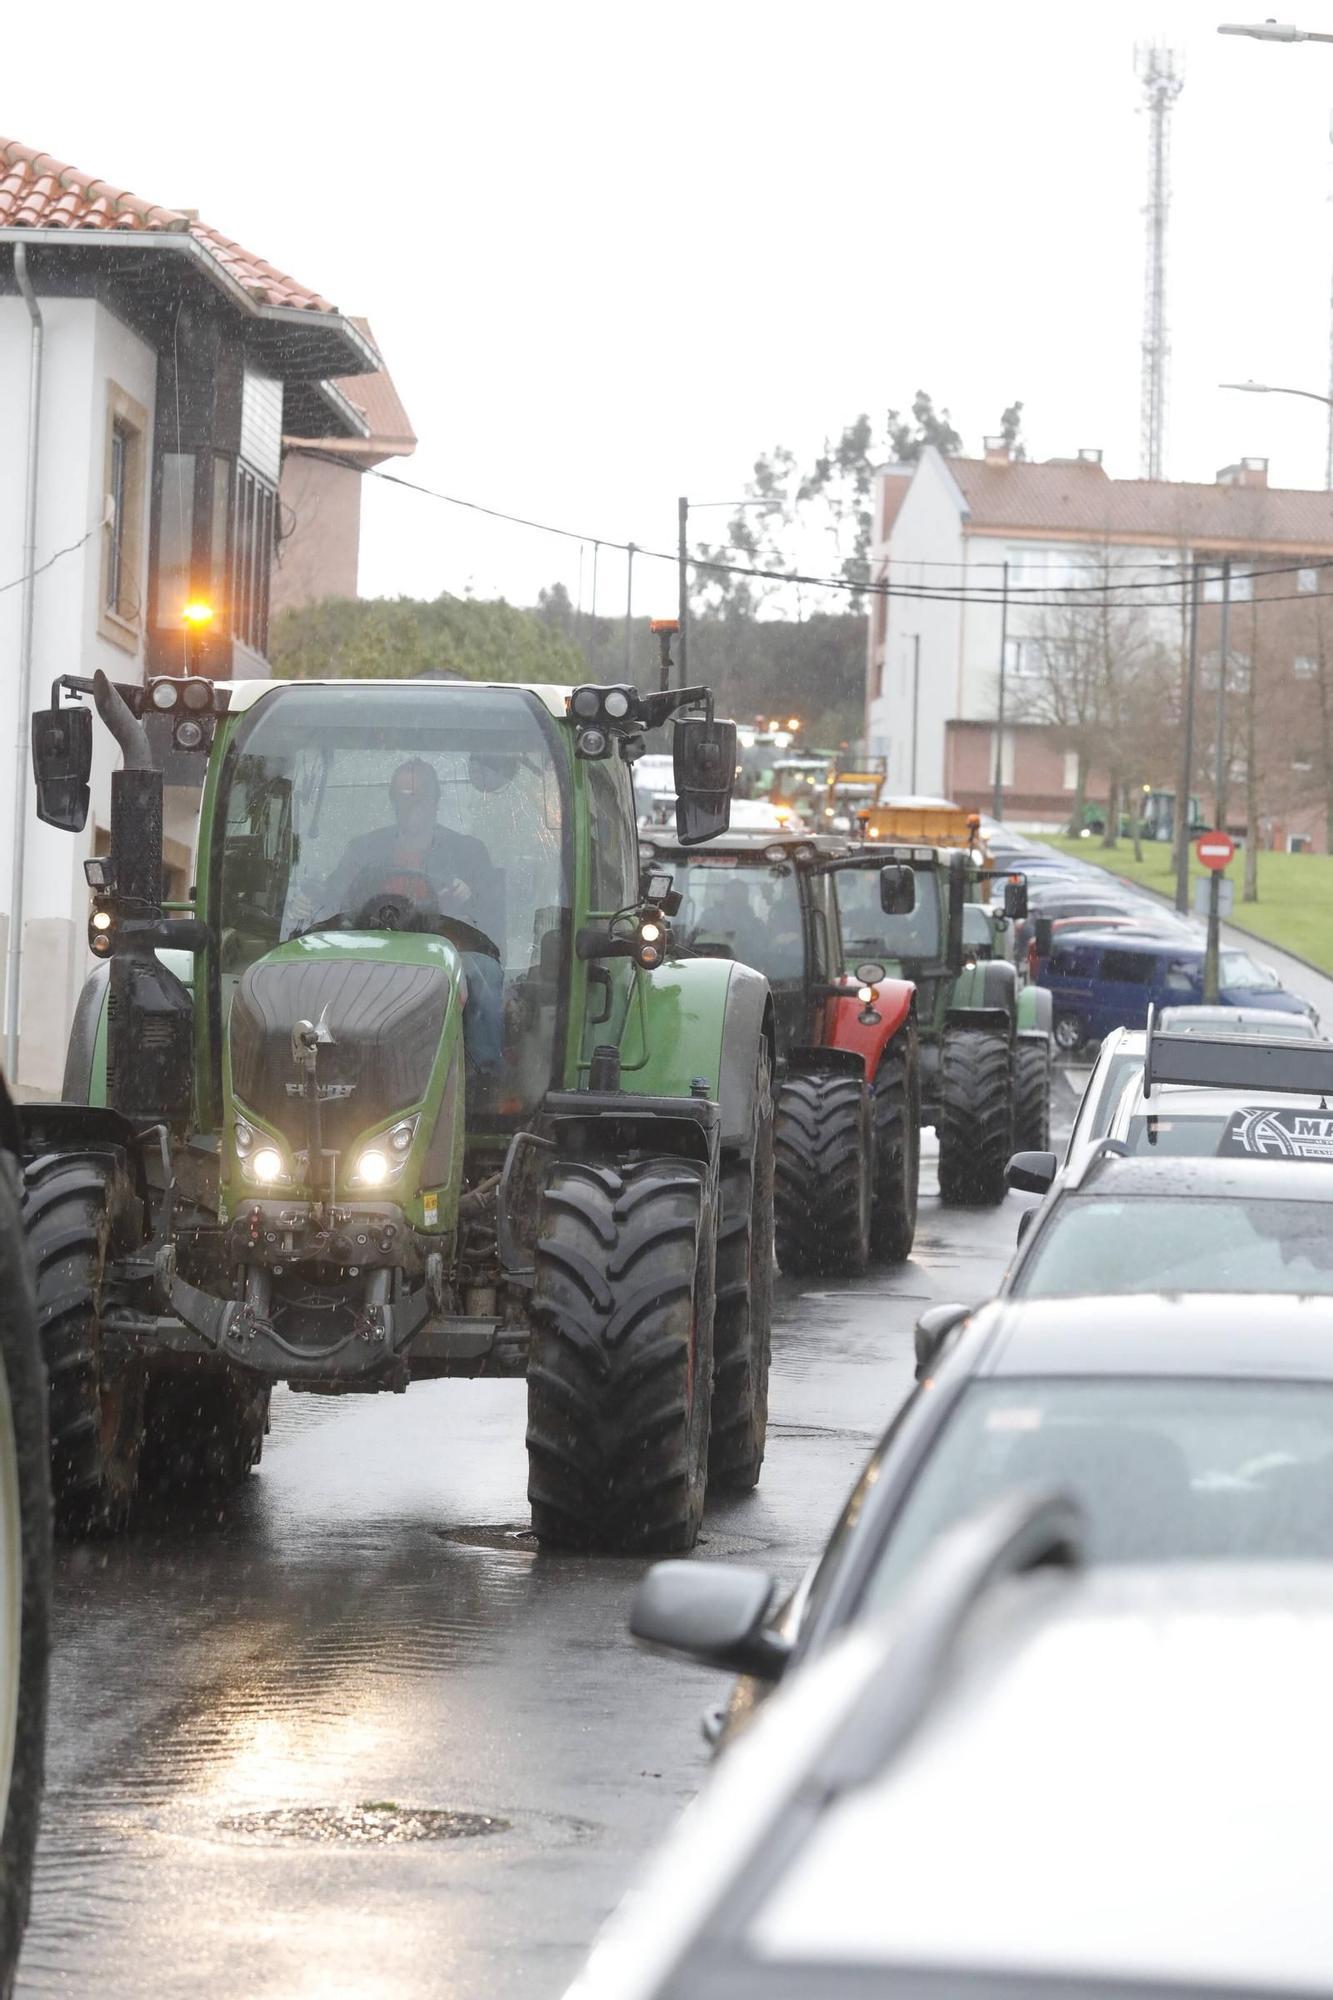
[
  {"x1": 879, "y1": 863, "x2": 915, "y2": 915},
  {"x1": 1033, "y1": 916, "x2": 1054, "y2": 958},
  {"x1": 674, "y1": 716, "x2": 738, "y2": 847},
  {"x1": 31, "y1": 706, "x2": 93, "y2": 832},
  {"x1": 1003, "y1": 877, "x2": 1028, "y2": 920}
]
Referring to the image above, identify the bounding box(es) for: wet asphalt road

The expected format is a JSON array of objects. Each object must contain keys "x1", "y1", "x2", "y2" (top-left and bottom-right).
[{"x1": 19, "y1": 1103, "x2": 1074, "y2": 2000}]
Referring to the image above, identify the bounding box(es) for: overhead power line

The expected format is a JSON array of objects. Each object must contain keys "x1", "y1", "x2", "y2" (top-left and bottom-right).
[{"x1": 287, "y1": 446, "x2": 1333, "y2": 611}]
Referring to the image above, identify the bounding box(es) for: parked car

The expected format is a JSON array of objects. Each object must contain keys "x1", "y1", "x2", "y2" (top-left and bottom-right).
[
  {"x1": 577, "y1": 1497, "x2": 1333, "y2": 2000},
  {"x1": 1040, "y1": 930, "x2": 1315, "y2": 1050},
  {"x1": 1061, "y1": 1025, "x2": 1145, "y2": 1157},
  {"x1": 628, "y1": 1279, "x2": 1333, "y2": 1748}
]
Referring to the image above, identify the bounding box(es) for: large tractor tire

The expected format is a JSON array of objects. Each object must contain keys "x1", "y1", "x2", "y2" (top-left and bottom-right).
[
  {"x1": 773, "y1": 1071, "x2": 871, "y2": 1279},
  {"x1": 527, "y1": 1156, "x2": 716, "y2": 1554},
  {"x1": 140, "y1": 1367, "x2": 271, "y2": 1497},
  {"x1": 709, "y1": 1045, "x2": 775, "y2": 1493},
  {"x1": 23, "y1": 1151, "x2": 146, "y2": 1537},
  {"x1": 937, "y1": 1028, "x2": 1014, "y2": 1208},
  {"x1": 1013, "y1": 1038, "x2": 1053, "y2": 1153},
  {"x1": 869, "y1": 1025, "x2": 920, "y2": 1265},
  {"x1": 0, "y1": 1150, "x2": 51, "y2": 1993}
]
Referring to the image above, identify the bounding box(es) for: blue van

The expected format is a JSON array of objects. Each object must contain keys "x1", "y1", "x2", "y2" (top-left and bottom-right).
[{"x1": 1039, "y1": 931, "x2": 1315, "y2": 1051}]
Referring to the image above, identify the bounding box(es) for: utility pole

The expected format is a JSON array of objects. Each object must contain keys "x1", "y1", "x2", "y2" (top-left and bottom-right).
[
  {"x1": 992, "y1": 561, "x2": 1010, "y2": 822},
  {"x1": 1214, "y1": 556, "x2": 1232, "y2": 827},
  {"x1": 587, "y1": 540, "x2": 600, "y2": 670},
  {"x1": 677, "y1": 497, "x2": 689, "y2": 690},
  {"x1": 624, "y1": 542, "x2": 635, "y2": 675},
  {"x1": 1175, "y1": 555, "x2": 1201, "y2": 913},
  {"x1": 910, "y1": 633, "x2": 921, "y2": 793}
]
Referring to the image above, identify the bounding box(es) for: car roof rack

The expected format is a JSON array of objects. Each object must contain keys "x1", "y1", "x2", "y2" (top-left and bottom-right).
[
  {"x1": 1143, "y1": 1004, "x2": 1333, "y2": 1101},
  {"x1": 813, "y1": 1489, "x2": 1083, "y2": 1795}
]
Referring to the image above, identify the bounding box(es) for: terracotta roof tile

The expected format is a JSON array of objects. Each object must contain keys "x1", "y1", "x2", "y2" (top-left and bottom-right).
[
  {"x1": 0, "y1": 134, "x2": 336, "y2": 313},
  {"x1": 946, "y1": 455, "x2": 1333, "y2": 553}
]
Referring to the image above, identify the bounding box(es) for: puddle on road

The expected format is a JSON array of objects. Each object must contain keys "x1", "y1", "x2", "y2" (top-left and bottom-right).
[{"x1": 220, "y1": 1802, "x2": 509, "y2": 1844}]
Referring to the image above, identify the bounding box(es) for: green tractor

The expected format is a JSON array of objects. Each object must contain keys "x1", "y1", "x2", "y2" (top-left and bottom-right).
[
  {"x1": 638, "y1": 827, "x2": 920, "y2": 1277},
  {"x1": 24, "y1": 664, "x2": 775, "y2": 1554},
  {"x1": 833, "y1": 843, "x2": 1053, "y2": 1205}
]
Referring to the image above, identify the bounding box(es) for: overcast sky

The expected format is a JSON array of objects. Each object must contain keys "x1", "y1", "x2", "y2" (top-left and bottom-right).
[{"x1": 10, "y1": 0, "x2": 1333, "y2": 621}]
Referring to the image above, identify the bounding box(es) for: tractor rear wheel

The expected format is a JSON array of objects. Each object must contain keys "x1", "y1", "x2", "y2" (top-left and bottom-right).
[
  {"x1": 937, "y1": 1029, "x2": 1014, "y2": 1208},
  {"x1": 140, "y1": 1368, "x2": 271, "y2": 1497},
  {"x1": 869, "y1": 1026, "x2": 920, "y2": 1264},
  {"x1": 1013, "y1": 1038, "x2": 1053, "y2": 1153},
  {"x1": 527, "y1": 1157, "x2": 715, "y2": 1553},
  {"x1": 773, "y1": 1071, "x2": 871, "y2": 1278},
  {"x1": 23, "y1": 1151, "x2": 146, "y2": 1536},
  {"x1": 0, "y1": 1148, "x2": 50, "y2": 1989},
  {"x1": 709, "y1": 1045, "x2": 774, "y2": 1492}
]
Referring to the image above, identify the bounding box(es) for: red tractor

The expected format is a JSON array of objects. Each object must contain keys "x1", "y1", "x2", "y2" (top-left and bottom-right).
[{"x1": 641, "y1": 828, "x2": 919, "y2": 1275}]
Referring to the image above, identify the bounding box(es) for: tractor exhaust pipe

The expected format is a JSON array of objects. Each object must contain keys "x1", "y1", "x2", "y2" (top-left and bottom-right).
[{"x1": 93, "y1": 669, "x2": 153, "y2": 771}]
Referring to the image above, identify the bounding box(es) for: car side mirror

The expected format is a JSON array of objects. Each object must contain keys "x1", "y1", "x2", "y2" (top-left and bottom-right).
[
  {"x1": 879, "y1": 863, "x2": 915, "y2": 915},
  {"x1": 1033, "y1": 916, "x2": 1054, "y2": 958},
  {"x1": 674, "y1": 716, "x2": 737, "y2": 847},
  {"x1": 1007, "y1": 1149, "x2": 1058, "y2": 1195},
  {"x1": 1004, "y1": 878, "x2": 1028, "y2": 920},
  {"x1": 630, "y1": 1561, "x2": 790, "y2": 1680},
  {"x1": 913, "y1": 1301, "x2": 971, "y2": 1380},
  {"x1": 31, "y1": 705, "x2": 93, "y2": 832}
]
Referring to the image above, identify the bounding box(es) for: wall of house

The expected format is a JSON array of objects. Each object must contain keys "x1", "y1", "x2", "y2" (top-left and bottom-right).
[
  {"x1": 865, "y1": 451, "x2": 966, "y2": 794},
  {"x1": 0, "y1": 295, "x2": 157, "y2": 1091},
  {"x1": 270, "y1": 453, "x2": 363, "y2": 614}
]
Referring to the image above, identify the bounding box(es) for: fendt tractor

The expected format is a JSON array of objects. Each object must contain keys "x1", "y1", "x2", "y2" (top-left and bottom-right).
[
  {"x1": 834, "y1": 842, "x2": 1054, "y2": 1204},
  {"x1": 23, "y1": 659, "x2": 776, "y2": 1555},
  {"x1": 638, "y1": 827, "x2": 919, "y2": 1278}
]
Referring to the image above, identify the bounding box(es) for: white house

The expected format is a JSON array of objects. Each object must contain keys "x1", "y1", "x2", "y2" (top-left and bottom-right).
[
  {"x1": 865, "y1": 442, "x2": 1333, "y2": 830},
  {"x1": 0, "y1": 136, "x2": 395, "y2": 1093}
]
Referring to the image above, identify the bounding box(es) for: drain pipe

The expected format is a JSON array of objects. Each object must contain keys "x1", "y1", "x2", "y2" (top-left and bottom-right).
[{"x1": 7, "y1": 245, "x2": 43, "y2": 1082}]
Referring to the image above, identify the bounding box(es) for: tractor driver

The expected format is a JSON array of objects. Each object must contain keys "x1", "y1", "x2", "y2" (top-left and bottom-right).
[{"x1": 292, "y1": 758, "x2": 506, "y2": 1073}]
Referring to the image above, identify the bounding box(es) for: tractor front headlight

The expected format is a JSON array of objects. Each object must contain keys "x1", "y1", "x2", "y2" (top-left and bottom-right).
[
  {"x1": 234, "y1": 1118, "x2": 255, "y2": 1157},
  {"x1": 354, "y1": 1149, "x2": 390, "y2": 1188},
  {"x1": 250, "y1": 1147, "x2": 285, "y2": 1185}
]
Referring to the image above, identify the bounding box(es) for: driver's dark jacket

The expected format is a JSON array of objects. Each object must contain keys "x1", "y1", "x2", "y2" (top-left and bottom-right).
[{"x1": 321, "y1": 824, "x2": 501, "y2": 933}]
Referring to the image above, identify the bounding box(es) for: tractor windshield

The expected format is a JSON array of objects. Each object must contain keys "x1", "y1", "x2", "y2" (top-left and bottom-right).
[
  {"x1": 669, "y1": 858, "x2": 805, "y2": 981},
  {"x1": 214, "y1": 682, "x2": 569, "y2": 1119},
  {"x1": 836, "y1": 862, "x2": 944, "y2": 965}
]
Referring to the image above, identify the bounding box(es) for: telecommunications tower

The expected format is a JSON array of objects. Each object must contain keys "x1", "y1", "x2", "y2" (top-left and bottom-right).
[{"x1": 1136, "y1": 44, "x2": 1184, "y2": 482}]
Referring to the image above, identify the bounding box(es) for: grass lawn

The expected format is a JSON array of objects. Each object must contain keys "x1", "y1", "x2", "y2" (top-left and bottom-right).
[{"x1": 1039, "y1": 834, "x2": 1333, "y2": 976}]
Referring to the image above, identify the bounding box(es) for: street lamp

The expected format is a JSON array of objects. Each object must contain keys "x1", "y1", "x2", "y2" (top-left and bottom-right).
[
  {"x1": 677, "y1": 496, "x2": 777, "y2": 688},
  {"x1": 1221, "y1": 379, "x2": 1333, "y2": 488},
  {"x1": 1218, "y1": 20, "x2": 1333, "y2": 42}
]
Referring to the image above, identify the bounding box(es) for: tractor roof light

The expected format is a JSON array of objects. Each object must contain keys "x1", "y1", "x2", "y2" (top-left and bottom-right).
[
  {"x1": 181, "y1": 678, "x2": 213, "y2": 711},
  {"x1": 571, "y1": 687, "x2": 601, "y2": 720},
  {"x1": 174, "y1": 719, "x2": 206, "y2": 751},
  {"x1": 90, "y1": 909, "x2": 112, "y2": 932},
  {"x1": 149, "y1": 680, "x2": 180, "y2": 711},
  {"x1": 763, "y1": 843, "x2": 790, "y2": 863}
]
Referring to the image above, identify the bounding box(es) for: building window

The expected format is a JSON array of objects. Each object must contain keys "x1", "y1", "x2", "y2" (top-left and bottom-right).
[
  {"x1": 99, "y1": 386, "x2": 148, "y2": 651},
  {"x1": 1293, "y1": 759, "x2": 1314, "y2": 773},
  {"x1": 232, "y1": 464, "x2": 277, "y2": 658},
  {"x1": 1295, "y1": 656, "x2": 1319, "y2": 679},
  {"x1": 1062, "y1": 750, "x2": 1079, "y2": 792},
  {"x1": 1300, "y1": 568, "x2": 1320, "y2": 593}
]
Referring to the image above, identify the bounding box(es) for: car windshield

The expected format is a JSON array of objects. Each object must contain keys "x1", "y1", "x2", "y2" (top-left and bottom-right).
[
  {"x1": 670, "y1": 859, "x2": 804, "y2": 980},
  {"x1": 862, "y1": 1379, "x2": 1333, "y2": 1613},
  {"x1": 1014, "y1": 1195, "x2": 1333, "y2": 1296},
  {"x1": 837, "y1": 864, "x2": 942, "y2": 962},
  {"x1": 1222, "y1": 949, "x2": 1279, "y2": 991},
  {"x1": 215, "y1": 682, "x2": 569, "y2": 1116}
]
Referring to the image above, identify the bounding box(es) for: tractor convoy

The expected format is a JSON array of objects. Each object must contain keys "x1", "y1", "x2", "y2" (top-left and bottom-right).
[{"x1": 14, "y1": 652, "x2": 1046, "y2": 1566}]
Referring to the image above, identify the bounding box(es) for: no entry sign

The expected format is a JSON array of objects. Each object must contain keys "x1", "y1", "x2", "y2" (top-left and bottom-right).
[{"x1": 1195, "y1": 830, "x2": 1235, "y2": 872}]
